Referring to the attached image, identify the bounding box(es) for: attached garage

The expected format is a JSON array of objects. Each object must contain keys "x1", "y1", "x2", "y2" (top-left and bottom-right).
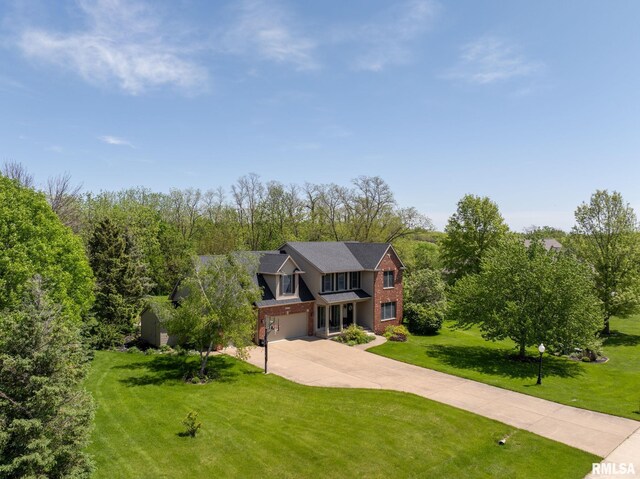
[{"x1": 267, "y1": 312, "x2": 309, "y2": 341}]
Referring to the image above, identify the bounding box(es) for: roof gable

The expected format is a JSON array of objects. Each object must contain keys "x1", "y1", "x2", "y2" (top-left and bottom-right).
[{"x1": 283, "y1": 241, "x2": 397, "y2": 273}]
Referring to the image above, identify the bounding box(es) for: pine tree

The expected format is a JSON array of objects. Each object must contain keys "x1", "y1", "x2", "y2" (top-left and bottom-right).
[
  {"x1": 0, "y1": 279, "x2": 94, "y2": 478},
  {"x1": 88, "y1": 218, "x2": 151, "y2": 346}
]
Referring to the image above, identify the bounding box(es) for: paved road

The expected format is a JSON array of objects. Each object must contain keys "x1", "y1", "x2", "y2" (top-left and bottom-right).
[{"x1": 238, "y1": 336, "x2": 639, "y2": 461}]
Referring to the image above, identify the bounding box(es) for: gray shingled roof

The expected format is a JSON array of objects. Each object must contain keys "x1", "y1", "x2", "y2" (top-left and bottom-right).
[
  {"x1": 345, "y1": 242, "x2": 391, "y2": 270},
  {"x1": 318, "y1": 289, "x2": 371, "y2": 304},
  {"x1": 284, "y1": 241, "x2": 394, "y2": 273},
  {"x1": 523, "y1": 238, "x2": 563, "y2": 251}
]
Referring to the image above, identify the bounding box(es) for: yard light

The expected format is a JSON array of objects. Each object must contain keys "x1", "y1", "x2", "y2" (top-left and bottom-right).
[{"x1": 536, "y1": 343, "x2": 545, "y2": 385}]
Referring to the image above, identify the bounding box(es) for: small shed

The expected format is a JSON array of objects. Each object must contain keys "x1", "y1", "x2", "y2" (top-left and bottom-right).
[{"x1": 140, "y1": 297, "x2": 178, "y2": 347}]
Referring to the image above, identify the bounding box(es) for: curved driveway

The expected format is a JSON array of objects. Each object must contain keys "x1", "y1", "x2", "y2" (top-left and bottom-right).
[{"x1": 239, "y1": 337, "x2": 639, "y2": 460}]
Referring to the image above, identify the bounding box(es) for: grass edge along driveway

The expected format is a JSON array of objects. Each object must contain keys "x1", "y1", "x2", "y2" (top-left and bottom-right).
[
  {"x1": 369, "y1": 316, "x2": 640, "y2": 420},
  {"x1": 86, "y1": 351, "x2": 598, "y2": 479}
]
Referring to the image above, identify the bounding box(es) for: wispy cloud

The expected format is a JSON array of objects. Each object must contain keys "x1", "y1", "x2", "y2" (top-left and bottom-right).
[
  {"x1": 17, "y1": 0, "x2": 207, "y2": 95},
  {"x1": 448, "y1": 36, "x2": 544, "y2": 84},
  {"x1": 337, "y1": 0, "x2": 438, "y2": 72},
  {"x1": 99, "y1": 135, "x2": 134, "y2": 147},
  {"x1": 220, "y1": 0, "x2": 318, "y2": 71}
]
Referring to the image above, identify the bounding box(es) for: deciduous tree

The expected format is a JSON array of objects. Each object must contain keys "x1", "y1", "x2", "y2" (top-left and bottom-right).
[
  {"x1": 441, "y1": 194, "x2": 509, "y2": 283},
  {"x1": 570, "y1": 190, "x2": 640, "y2": 334},
  {"x1": 162, "y1": 254, "x2": 262, "y2": 378},
  {"x1": 448, "y1": 237, "x2": 602, "y2": 359}
]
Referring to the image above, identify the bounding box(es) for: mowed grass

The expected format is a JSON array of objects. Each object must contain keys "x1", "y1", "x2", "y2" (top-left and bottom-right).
[
  {"x1": 86, "y1": 351, "x2": 598, "y2": 479},
  {"x1": 370, "y1": 316, "x2": 640, "y2": 420}
]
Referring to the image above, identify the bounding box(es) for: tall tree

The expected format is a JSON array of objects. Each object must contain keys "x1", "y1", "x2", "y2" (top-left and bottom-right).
[
  {"x1": 449, "y1": 237, "x2": 602, "y2": 359},
  {"x1": 0, "y1": 279, "x2": 94, "y2": 478},
  {"x1": 441, "y1": 194, "x2": 509, "y2": 283},
  {"x1": 404, "y1": 269, "x2": 447, "y2": 335},
  {"x1": 571, "y1": 190, "x2": 640, "y2": 334},
  {"x1": 162, "y1": 254, "x2": 262, "y2": 378},
  {"x1": 0, "y1": 176, "x2": 94, "y2": 318},
  {"x1": 45, "y1": 172, "x2": 83, "y2": 233},
  {"x1": 88, "y1": 218, "x2": 151, "y2": 346},
  {"x1": 1, "y1": 160, "x2": 34, "y2": 188}
]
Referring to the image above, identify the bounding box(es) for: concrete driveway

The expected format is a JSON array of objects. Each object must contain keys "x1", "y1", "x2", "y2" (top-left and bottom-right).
[{"x1": 240, "y1": 337, "x2": 640, "y2": 460}]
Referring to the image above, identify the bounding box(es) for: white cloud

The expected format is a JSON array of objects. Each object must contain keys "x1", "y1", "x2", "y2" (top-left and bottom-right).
[
  {"x1": 448, "y1": 36, "x2": 543, "y2": 84},
  {"x1": 340, "y1": 0, "x2": 438, "y2": 72},
  {"x1": 99, "y1": 135, "x2": 134, "y2": 147},
  {"x1": 220, "y1": 0, "x2": 318, "y2": 71},
  {"x1": 17, "y1": 0, "x2": 207, "y2": 95}
]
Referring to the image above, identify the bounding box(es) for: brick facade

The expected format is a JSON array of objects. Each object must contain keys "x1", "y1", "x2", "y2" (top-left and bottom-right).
[
  {"x1": 256, "y1": 301, "x2": 315, "y2": 342},
  {"x1": 372, "y1": 249, "x2": 404, "y2": 334}
]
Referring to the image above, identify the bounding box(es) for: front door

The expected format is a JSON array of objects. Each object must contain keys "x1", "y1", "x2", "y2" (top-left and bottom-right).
[{"x1": 343, "y1": 303, "x2": 354, "y2": 328}]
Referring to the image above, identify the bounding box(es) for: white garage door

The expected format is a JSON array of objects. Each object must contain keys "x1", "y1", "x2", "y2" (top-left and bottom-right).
[{"x1": 268, "y1": 312, "x2": 308, "y2": 341}]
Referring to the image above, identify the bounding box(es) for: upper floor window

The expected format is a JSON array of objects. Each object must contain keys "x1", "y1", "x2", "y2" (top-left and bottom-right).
[
  {"x1": 350, "y1": 271, "x2": 360, "y2": 289},
  {"x1": 322, "y1": 274, "x2": 333, "y2": 292},
  {"x1": 383, "y1": 271, "x2": 395, "y2": 288},
  {"x1": 337, "y1": 272, "x2": 346, "y2": 291},
  {"x1": 281, "y1": 274, "x2": 294, "y2": 295}
]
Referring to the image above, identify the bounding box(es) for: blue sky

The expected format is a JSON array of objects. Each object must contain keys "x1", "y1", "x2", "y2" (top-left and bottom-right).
[{"x1": 1, "y1": 0, "x2": 639, "y2": 230}]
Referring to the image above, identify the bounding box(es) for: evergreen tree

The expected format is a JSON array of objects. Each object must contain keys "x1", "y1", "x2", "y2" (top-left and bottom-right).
[
  {"x1": 0, "y1": 279, "x2": 94, "y2": 478},
  {"x1": 88, "y1": 218, "x2": 151, "y2": 346}
]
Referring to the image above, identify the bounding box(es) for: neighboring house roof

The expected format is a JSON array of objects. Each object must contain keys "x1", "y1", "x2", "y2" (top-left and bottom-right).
[
  {"x1": 318, "y1": 289, "x2": 371, "y2": 304},
  {"x1": 283, "y1": 241, "x2": 402, "y2": 273},
  {"x1": 523, "y1": 238, "x2": 563, "y2": 251}
]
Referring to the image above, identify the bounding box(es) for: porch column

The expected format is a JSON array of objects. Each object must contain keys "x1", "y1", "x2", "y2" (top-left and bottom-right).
[
  {"x1": 340, "y1": 304, "x2": 344, "y2": 331},
  {"x1": 324, "y1": 305, "x2": 329, "y2": 337},
  {"x1": 353, "y1": 302, "x2": 357, "y2": 327}
]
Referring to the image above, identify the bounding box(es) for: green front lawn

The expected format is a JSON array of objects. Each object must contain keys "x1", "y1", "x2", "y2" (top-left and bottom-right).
[
  {"x1": 86, "y1": 351, "x2": 597, "y2": 479},
  {"x1": 370, "y1": 316, "x2": 640, "y2": 420}
]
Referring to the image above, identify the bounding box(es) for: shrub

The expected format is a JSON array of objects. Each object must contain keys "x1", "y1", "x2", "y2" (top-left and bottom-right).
[
  {"x1": 404, "y1": 302, "x2": 443, "y2": 335},
  {"x1": 159, "y1": 344, "x2": 173, "y2": 354},
  {"x1": 384, "y1": 325, "x2": 410, "y2": 342},
  {"x1": 127, "y1": 346, "x2": 141, "y2": 354},
  {"x1": 334, "y1": 324, "x2": 374, "y2": 346},
  {"x1": 182, "y1": 411, "x2": 201, "y2": 438},
  {"x1": 581, "y1": 356, "x2": 591, "y2": 363}
]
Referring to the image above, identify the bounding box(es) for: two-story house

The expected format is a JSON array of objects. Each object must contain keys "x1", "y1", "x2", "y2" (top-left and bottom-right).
[{"x1": 140, "y1": 241, "x2": 404, "y2": 347}]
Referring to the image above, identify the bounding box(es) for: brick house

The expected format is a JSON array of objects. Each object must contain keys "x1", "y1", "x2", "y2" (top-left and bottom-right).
[{"x1": 141, "y1": 241, "x2": 404, "y2": 346}]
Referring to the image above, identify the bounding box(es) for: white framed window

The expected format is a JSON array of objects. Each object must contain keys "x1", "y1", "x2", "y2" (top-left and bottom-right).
[
  {"x1": 322, "y1": 274, "x2": 333, "y2": 292},
  {"x1": 281, "y1": 274, "x2": 294, "y2": 295},
  {"x1": 383, "y1": 271, "x2": 394, "y2": 288},
  {"x1": 381, "y1": 302, "x2": 396, "y2": 320},
  {"x1": 350, "y1": 271, "x2": 360, "y2": 289},
  {"x1": 337, "y1": 272, "x2": 346, "y2": 291}
]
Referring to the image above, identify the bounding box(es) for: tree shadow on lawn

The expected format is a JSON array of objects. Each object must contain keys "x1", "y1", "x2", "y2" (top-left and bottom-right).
[
  {"x1": 425, "y1": 345, "x2": 584, "y2": 381},
  {"x1": 603, "y1": 330, "x2": 640, "y2": 347},
  {"x1": 116, "y1": 355, "x2": 240, "y2": 387}
]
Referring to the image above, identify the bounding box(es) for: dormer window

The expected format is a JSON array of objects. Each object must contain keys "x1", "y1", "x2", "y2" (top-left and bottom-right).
[{"x1": 281, "y1": 274, "x2": 294, "y2": 295}]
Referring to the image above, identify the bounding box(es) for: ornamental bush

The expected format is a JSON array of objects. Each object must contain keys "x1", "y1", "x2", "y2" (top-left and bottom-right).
[{"x1": 335, "y1": 324, "x2": 374, "y2": 346}]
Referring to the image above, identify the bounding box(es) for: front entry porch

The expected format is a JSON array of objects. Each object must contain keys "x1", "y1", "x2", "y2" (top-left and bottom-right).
[{"x1": 315, "y1": 299, "x2": 371, "y2": 338}]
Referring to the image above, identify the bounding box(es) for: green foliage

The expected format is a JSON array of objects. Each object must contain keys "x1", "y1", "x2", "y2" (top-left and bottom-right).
[
  {"x1": 441, "y1": 194, "x2": 509, "y2": 283},
  {"x1": 448, "y1": 236, "x2": 602, "y2": 358},
  {"x1": 570, "y1": 190, "x2": 640, "y2": 333},
  {"x1": 383, "y1": 324, "x2": 410, "y2": 342},
  {"x1": 0, "y1": 176, "x2": 94, "y2": 319},
  {"x1": 181, "y1": 411, "x2": 202, "y2": 438},
  {"x1": 88, "y1": 218, "x2": 152, "y2": 343},
  {"x1": 413, "y1": 241, "x2": 442, "y2": 271},
  {"x1": 0, "y1": 280, "x2": 94, "y2": 478},
  {"x1": 160, "y1": 254, "x2": 262, "y2": 377},
  {"x1": 404, "y1": 302, "x2": 444, "y2": 335},
  {"x1": 334, "y1": 324, "x2": 374, "y2": 346},
  {"x1": 404, "y1": 269, "x2": 447, "y2": 334}
]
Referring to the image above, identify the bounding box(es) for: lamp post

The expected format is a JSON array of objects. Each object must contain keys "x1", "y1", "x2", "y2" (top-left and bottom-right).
[
  {"x1": 536, "y1": 343, "x2": 546, "y2": 385},
  {"x1": 264, "y1": 317, "x2": 277, "y2": 374}
]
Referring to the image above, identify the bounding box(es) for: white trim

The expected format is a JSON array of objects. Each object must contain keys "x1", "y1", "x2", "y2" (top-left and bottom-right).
[{"x1": 373, "y1": 244, "x2": 407, "y2": 271}]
